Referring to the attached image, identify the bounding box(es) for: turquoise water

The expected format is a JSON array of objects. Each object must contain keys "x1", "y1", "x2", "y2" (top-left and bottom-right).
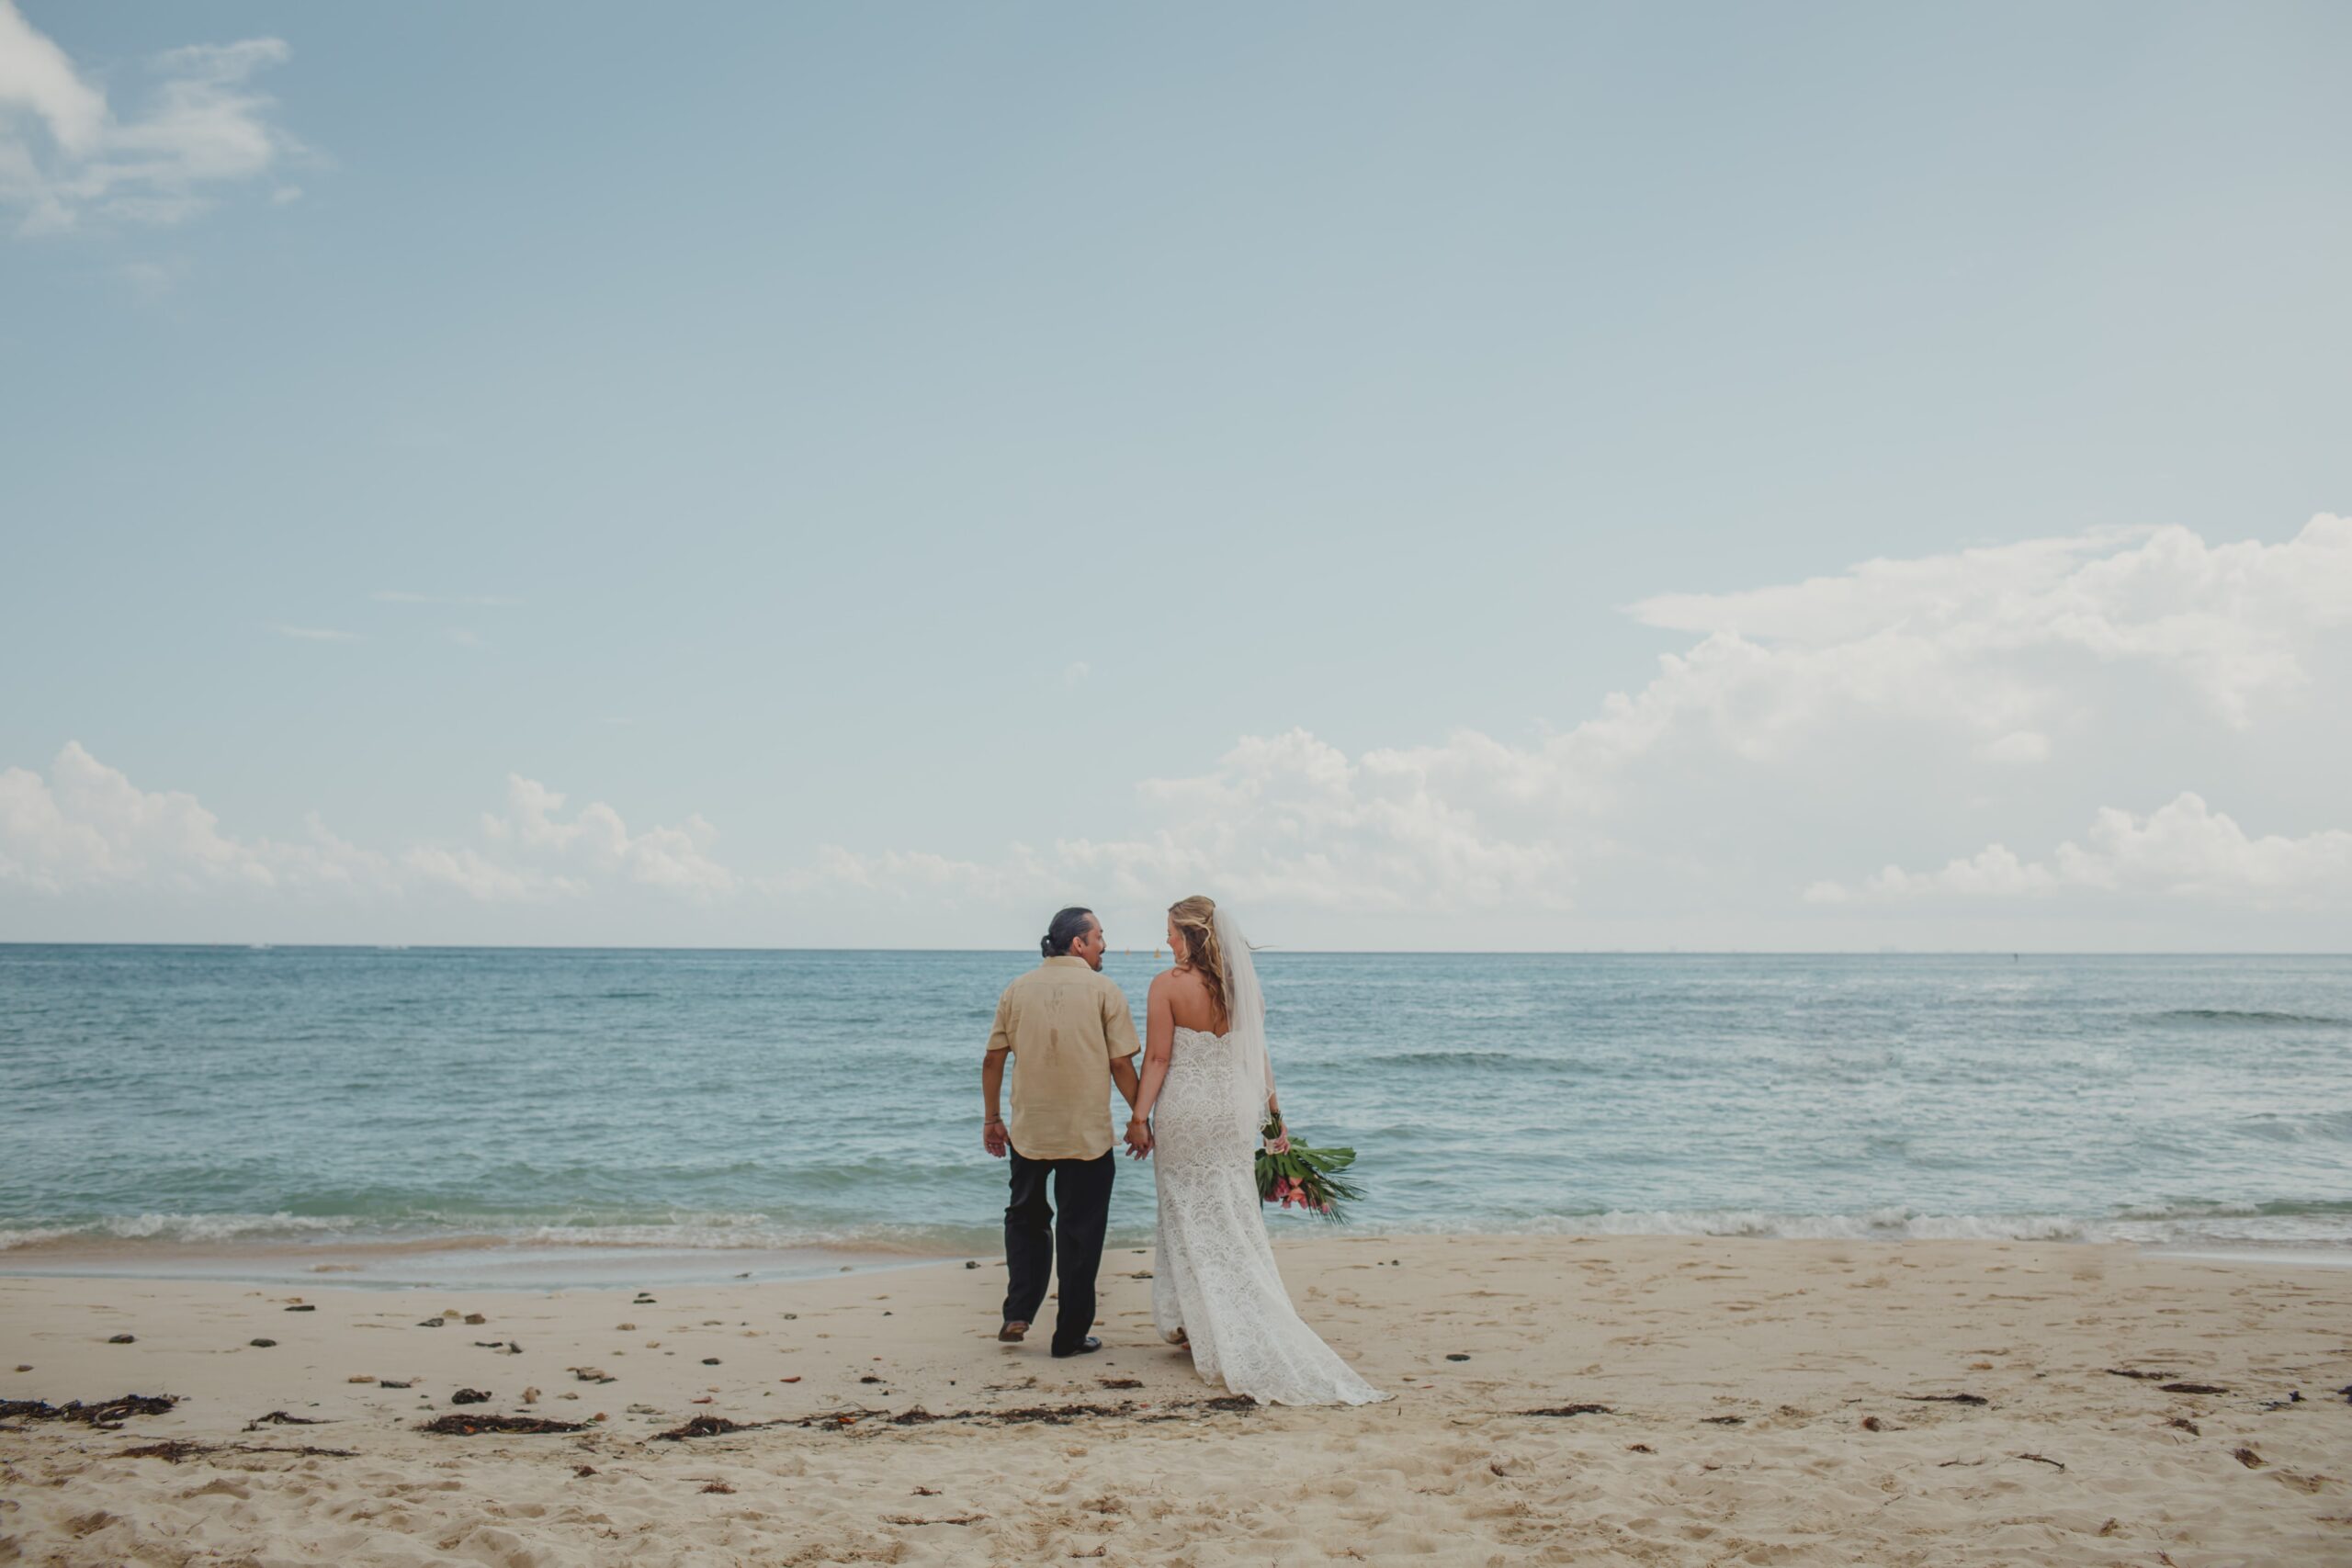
[{"x1": 3, "y1": 945, "x2": 2348, "y2": 1281}]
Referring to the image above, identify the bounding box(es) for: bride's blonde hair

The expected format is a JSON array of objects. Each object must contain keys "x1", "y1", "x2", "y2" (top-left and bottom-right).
[{"x1": 1167, "y1": 895, "x2": 1230, "y2": 1031}]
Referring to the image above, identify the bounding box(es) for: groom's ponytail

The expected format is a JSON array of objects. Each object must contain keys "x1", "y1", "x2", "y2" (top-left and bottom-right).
[{"x1": 1043, "y1": 907, "x2": 1096, "y2": 958}]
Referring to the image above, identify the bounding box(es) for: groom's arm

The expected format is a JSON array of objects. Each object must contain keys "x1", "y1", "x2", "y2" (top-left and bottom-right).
[{"x1": 981, "y1": 993, "x2": 1013, "y2": 1158}]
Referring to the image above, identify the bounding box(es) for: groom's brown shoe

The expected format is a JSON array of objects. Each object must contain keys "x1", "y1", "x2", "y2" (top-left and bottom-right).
[{"x1": 998, "y1": 1320, "x2": 1028, "y2": 1342}]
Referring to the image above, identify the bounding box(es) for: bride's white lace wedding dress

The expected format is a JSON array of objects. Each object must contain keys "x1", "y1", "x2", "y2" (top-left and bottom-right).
[{"x1": 1149, "y1": 1022, "x2": 1388, "y2": 1406}]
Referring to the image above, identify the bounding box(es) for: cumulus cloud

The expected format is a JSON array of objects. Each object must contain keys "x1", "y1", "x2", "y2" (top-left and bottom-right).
[
  {"x1": 808, "y1": 728, "x2": 1566, "y2": 915},
  {"x1": 0, "y1": 744, "x2": 729, "y2": 903},
  {"x1": 1629, "y1": 513, "x2": 2352, "y2": 729},
  {"x1": 802, "y1": 515, "x2": 2352, "y2": 920},
  {"x1": 8, "y1": 514, "x2": 2346, "y2": 939},
  {"x1": 1809, "y1": 794, "x2": 2352, "y2": 906},
  {"x1": 0, "y1": 3, "x2": 304, "y2": 234},
  {"x1": 482, "y1": 775, "x2": 734, "y2": 895},
  {"x1": 0, "y1": 742, "x2": 376, "y2": 895}
]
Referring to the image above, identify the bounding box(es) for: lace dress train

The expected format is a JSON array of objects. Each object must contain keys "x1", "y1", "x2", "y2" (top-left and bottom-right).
[{"x1": 1149, "y1": 1026, "x2": 1388, "y2": 1407}]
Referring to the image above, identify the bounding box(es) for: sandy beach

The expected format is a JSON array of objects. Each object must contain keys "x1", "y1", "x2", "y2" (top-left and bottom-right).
[{"x1": 3, "y1": 1235, "x2": 2346, "y2": 1565}]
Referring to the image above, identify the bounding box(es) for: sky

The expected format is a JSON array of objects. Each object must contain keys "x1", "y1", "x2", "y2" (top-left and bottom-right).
[{"x1": 2, "y1": 1, "x2": 2348, "y2": 951}]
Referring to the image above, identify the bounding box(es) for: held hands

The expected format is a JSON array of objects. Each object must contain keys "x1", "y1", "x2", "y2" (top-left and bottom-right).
[
  {"x1": 983, "y1": 1119, "x2": 1009, "y2": 1159},
  {"x1": 1124, "y1": 1117, "x2": 1153, "y2": 1159}
]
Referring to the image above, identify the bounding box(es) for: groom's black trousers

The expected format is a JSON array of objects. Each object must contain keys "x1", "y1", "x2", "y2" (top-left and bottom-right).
[{"x1": 1002, "y1": 1145, "x2": 1114, "y2": 1355}]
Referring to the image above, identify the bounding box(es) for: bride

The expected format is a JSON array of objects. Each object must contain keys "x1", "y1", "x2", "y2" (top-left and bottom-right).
[{"x1": 1125, "y1": 895, "x2": 1388, "y2": 1407}]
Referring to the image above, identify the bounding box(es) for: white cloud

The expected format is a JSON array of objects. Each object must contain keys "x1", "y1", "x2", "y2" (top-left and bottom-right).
[
  {"x1": 0, "y1": 742, "x2": 364, "y2": 894},
  {"x1": 7, "y1": 515, "x2": 2346, "y2": 942},
  {"x1": 1980, "y1": 729, "x2": 2051, "y2": 765},
  {"x1": 0, "y1": 4, "x2": 303, "y2": 234},
  {"x1": 1629, "y1": 513, "x2": 2352, "y2": 729},
  {"x1": 800, "y1": 516, "x2": 2351, "y2": 923},
  {"x1": 1814, "y1": 794, "x2": 2352, "y2": 907},
  {"x1": 0, "y1": 744, "x2": 729, "y2": 904},
  {"x1": 483, "y1": 775, "x2": 734, "y2": 895},
  {"x1": 806, "y1": 728, "x2": 1567, "y2": 916}
]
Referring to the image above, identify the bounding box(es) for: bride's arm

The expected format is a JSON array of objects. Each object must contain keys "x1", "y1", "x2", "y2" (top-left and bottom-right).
[{"x1": 1130, "y1": 974, "x2": 1176, "y2": 1130}]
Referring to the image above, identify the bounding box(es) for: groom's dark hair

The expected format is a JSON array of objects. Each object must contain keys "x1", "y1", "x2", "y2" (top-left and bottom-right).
[{"x1": 1042, "y1": 907, "x2": 1096, "y2": 958}]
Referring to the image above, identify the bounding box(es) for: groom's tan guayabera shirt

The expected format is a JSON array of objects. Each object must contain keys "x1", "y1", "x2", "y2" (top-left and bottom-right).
[{"x1": 988, "y1": 955, "x2": 1142, "y2": 1161}]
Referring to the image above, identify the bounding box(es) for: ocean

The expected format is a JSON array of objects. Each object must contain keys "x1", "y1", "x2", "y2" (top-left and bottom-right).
[{"x1": 3, "y1": 945, "x2": 2347, "y2": 1285}]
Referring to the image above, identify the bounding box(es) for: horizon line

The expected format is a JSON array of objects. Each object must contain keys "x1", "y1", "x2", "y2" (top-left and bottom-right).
[{"x1": 1, "y1": 942, "x2": 2346, "y2": 959}]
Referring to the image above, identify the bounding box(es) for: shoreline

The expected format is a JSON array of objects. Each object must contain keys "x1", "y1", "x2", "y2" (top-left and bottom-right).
[{"x1": 5, "y1": 1226, "x2": 2352, "y2": 1292}]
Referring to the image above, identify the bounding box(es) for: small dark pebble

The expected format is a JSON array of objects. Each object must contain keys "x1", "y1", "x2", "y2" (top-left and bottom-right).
[
  {"x1": 1701, "y1": 1416, "x2": 1745, "y2": 1425},
  {"x1": 965, "y1": 1260, "x2": 980, "y2": 1270},
  {"x1": 2161, "y1": 1382, "x2": 2229, "y2": 1395},
  {"x1": 285, "y1": 1304, "x2": 316, "y2": 1314},
  {"x1": 703, "y1": 1358, "x2": 721, "y2": 1366},
  {"x1": 379, "y1": 1381, "x2": 412, "y2": 1390},
  {"x1": 249, "y1": 1338, "x2": 277, "y2": 1348},
  {"x1": 860, "y1": 1375, "x2": 883, "y2": 1384},
  {"x1": 450, "y1": 1389, "x2": 492, "y2": 1405},
  {"x1": 418, "y1": 1318, "x2": 443, "y2": 1328},
  {"x1": 108, "y1": 1335, "x2": 136, "y2": 1345},
  {"x1": 1445, "y1": 1354, "x2": 1470, "y2": 1362}
]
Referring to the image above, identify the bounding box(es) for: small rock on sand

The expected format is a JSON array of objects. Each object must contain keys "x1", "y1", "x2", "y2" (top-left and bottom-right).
[{"x1": 108, "y1": 1334, "x2": 136, "y2": 1344}]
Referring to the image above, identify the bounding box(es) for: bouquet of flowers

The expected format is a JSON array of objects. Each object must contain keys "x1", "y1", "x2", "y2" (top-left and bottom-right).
[{"x1": 1255, "y1": 1111, "x2": 1363, "y2": 1223}]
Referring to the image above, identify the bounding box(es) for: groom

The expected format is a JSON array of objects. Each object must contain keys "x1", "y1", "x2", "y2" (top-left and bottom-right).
[{"x1": 981, "y1": 906, "x2": 1144, "y2": 1358}]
